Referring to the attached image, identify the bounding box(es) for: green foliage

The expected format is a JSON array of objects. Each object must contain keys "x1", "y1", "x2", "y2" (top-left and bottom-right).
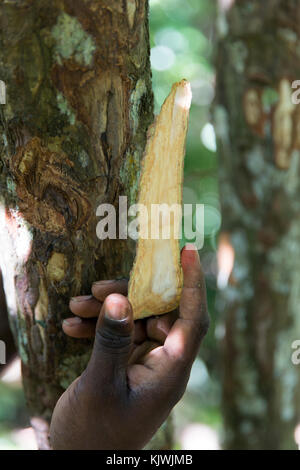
[
  {"x1": 150, "y1": 0, "x2": 220, "y2": 250},
  {"x1": 150, "y1": 0, "x2": 222, "y2": 448}
]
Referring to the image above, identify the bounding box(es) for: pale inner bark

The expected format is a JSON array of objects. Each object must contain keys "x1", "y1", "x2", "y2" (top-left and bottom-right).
[{"x1": 128, "y1": 80, "x2": 192, "y2": 319}]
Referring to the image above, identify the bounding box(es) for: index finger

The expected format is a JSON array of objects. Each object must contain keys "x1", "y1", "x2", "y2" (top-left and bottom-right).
[
  {"x1": 92, "y1": 279, "x2": 128, "y2": 302},
  {"x1": 164, "y1": 244, "x2": 209, "y2": 365}
]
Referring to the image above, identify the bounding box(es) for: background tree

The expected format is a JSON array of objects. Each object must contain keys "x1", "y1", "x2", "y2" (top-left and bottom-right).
[
  {"x1": 216, "y1": 0, "x2": 300, "y2": 450},
  {"x1": 0, "y1": 271, "x2": 16, "y2": 369},
  {"x1": 0, "y1": 0, "x2": 174, "y2": 449}
]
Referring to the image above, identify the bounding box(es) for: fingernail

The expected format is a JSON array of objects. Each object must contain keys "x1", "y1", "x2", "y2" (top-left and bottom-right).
[
  {"x1": 70, "y1": 295, "x2": 93, "y2": 302},
  {"x1": 92, "y1": 280, "x2": 115, "y2": 286},
  {"x1": 105, "y1": 299, "x2": 129, "y2": 321},
  {"x1": 184, "y1": 243, "x2": 197, "y2": 251},
  {"x1": 63, "y1": 317, "x2": 82, "y2": 326}
]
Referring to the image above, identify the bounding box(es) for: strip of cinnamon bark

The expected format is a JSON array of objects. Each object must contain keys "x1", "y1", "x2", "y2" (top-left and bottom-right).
[{"x1": 128, "y1": 80, "x2": 192, "y2": 319}]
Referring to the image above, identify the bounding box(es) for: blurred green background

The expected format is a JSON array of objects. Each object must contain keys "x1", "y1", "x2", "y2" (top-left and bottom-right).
[
  {"x1": 0, "y1": 0, "x2": 221, "y2": 449},
  {"x1": 150, "y1": 0, "x2": 221, "y2": 449}
]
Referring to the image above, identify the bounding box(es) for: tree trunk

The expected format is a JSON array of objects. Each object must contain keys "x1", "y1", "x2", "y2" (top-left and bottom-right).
[
  {"x1": 0, "y1": 270, "x2": 16, "y2": 368},
  {"x1": 216, "y1": 0, "x2": 300, "y2": 450},
  {"x1": 0, "y1": 0, "x2": 172, "y2": 449}
]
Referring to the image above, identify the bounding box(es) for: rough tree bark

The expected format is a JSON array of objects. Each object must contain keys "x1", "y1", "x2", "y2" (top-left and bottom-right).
[
  {"x1": 0, "y1": 0, "x2": 172, "y2": 449},
  {"x1": 216, "y1": 0, "x2": 300, "y2": 450},
  {"x1": 0, "y1": 270, "x2": 16, "y2": 367}
]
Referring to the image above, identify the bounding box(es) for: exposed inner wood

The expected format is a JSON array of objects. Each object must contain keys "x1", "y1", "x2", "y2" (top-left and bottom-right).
[{"x1": 128, "y1": 80, "x2": 192, "y2": 319}]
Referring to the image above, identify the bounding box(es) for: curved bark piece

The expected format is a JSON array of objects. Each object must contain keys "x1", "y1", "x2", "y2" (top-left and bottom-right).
[{"x1": 128, "y1": 80, "x2": 192, "y2": 319}]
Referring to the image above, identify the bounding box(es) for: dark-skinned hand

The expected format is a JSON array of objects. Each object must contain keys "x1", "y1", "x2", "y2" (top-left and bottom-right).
[{"x1": 49, "y1": 245, "x2": 209, "y2": 450}]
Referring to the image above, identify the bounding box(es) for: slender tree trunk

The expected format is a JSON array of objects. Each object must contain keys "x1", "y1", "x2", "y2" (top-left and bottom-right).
[
  {"x1": 216, "y1": 0, "x2": 300, "y2": 450},
  {"x1": 0, "y1": 0, "x2": 172, "y2": 449}
]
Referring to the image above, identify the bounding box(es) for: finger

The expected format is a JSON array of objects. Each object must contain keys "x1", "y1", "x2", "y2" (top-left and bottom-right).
[
  {"x1": 128, "y1": 340, "x2": 161, "y2": 365},
  {"x1": 69, "y1": 296, "x2": 102, "y2": 318},
  {"x1": 87, "y1": 293, "x2": 134, "y2": 391},
  {"x1": 62, "y1": 317, "x2": 96, "y2": 338},
  {"x1": 164, "y1": 244, "x2": 209, "y2": 364},
  {"x1": 146, "y1": 310, "x2": 178, "y2": 344},
  {"x1": 91, "y1": 279, "x2": 128, "y2": 302},
  {"x1": 66, "y1": 305, "x2": 145, "y2": 343},
  {"x1": 133, "y1": 320, "x2": 147, "y2": 345}
]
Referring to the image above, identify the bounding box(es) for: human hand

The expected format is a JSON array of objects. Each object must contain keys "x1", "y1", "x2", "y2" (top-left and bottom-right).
[{"x1": 49, "y1": 245, "x2": 209, "y2": 450}]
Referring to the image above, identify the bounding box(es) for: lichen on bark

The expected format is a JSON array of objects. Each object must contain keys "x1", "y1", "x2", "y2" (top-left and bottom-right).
[{"x1": 216, "y1": 0, "x2": 300, "y2": 450}]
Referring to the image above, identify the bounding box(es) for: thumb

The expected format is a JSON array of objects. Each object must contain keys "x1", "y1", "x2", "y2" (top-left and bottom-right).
[{"x1": 87, "y1": 293, "x2": 134, "y2": 391}]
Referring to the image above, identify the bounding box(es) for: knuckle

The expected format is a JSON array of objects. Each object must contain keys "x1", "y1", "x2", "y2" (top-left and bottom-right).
[{"x1": 95, "y1": 324, "x2": 132, "y2": 354}]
